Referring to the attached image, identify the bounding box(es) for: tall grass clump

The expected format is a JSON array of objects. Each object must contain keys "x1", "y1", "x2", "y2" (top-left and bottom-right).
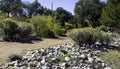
[
  {"x1": 67, "y1": 28, "x2": 111, "y2": 46},
  {"x1": 8, "y1": 54, "x2": 22, "y2": 61}
]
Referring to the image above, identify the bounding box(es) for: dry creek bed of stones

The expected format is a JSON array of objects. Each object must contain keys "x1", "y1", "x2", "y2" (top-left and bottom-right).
[{"x1": 0, "y1": 44, "x2": 112, "y2": 69}]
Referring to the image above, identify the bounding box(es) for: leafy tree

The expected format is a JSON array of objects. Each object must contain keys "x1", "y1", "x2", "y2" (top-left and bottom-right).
[
  {"x1": 43, "y1": 7, "x2": 53, "y2": 15},
  {"x1": 101, "y1": 0, "x2": 120, "y2": 28},
  {"x1": 22, "y1": 0, "x2": 41, "y2": 17},
  {"x1": 0, "y1": 0, "x2": 23, "y2": 17},
  {"x1": 68, "y1": 16, "x2": 78, "y2": 28},
  {"x1": 74, "y1": 0, "x2": 105, "y2": 27},
  {"x1": 55, "y1": 7, "x2": 72, "y2": 26}
]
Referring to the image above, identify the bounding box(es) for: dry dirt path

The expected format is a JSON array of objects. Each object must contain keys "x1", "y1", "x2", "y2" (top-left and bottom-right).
[{"x1": 0, "y1": 37, "x2": 74, "y2": 65}]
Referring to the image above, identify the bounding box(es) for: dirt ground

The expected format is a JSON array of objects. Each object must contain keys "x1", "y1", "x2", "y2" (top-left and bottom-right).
[{"x1": 0, "y1": 37, "x2": 74, "y2": 65}]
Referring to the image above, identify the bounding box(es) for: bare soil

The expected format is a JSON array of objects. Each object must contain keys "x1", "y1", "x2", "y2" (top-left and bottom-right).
[{"x1": 0, "y1": 37, "x2": 74, "y2": 65}]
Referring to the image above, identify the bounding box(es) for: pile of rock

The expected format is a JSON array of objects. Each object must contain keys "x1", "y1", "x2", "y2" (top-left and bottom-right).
[
  {"x1": 111, "y1": 38, "x2": 120, "y2": 47},
  {"x1": 1, "y1": 44, "x2": 111, "y2": 69}
]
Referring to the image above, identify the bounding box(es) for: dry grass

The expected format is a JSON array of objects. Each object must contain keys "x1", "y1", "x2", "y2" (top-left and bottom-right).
[{"x1": 0, "y1": 37, "x2": 74, "y2": 65}]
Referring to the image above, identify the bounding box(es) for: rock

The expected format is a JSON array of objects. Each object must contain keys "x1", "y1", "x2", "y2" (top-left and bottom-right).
[
  {"x1": 27, "y1": 67, "x2": 31, "y2": 69},
  {"x1": 72, "y1": 66, "x2": 80, "y2": 69},
  {"x1": 37, "y1": 56, "x2": 42, "y2": 61},
  {"x1": 88, "y1": 57, "x2": 93, "y2": 63},
  {"x1": 104, "y1": 67, "x2": 111, "y2": 69},
  {"x1": 102, "y1": 62, "x2": 106, "y2": 68},
  {"x1": 1, "y1": 44, "x2": 111, "y2": 69},
  {"x1": 65, "y1": 57, "x2": 70, "y2": 62},
  {"x1": 40, "y1": 56, "x2": 46, "y2": 64},
  {"x1": 80, "y1": 54, "x2": 85, "y2": 59}
]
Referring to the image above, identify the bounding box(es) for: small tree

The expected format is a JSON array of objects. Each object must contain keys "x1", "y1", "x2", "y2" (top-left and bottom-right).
[{"x1": 74, "y1": 0, "x2": 105, "y2": 27}]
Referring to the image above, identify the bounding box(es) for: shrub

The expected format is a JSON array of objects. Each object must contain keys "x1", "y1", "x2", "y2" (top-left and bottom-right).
[
  {"x1": 1, "y1": 19, "x2": 32, "y2": 41},
  {"x1": 8, "y1": 54, "x2": 22, "y2": 61},
  {"x1": 31, "y1": 15, "x2": 66, "y2": 37},
  {"x1": 2, "y1": 19, "x2": 20, "y2": 41},
  {"x1": 64, "y1": 22, "x2": 74, "y2": 30},
  {"x1": 18, "y1": 22, "x2": 32, "y2": 38},
  {"x1": 0, "y1": 13, "x2": 7, "y2": 20},
  {"x1": 67, "y1": 28, "x2": 93, "y2": 45},
  {"x1": 95, "y1": 25, "x2": 108, "y2": 32},
  {"x1": 31, "y1": 15, "x2": 48, "y2": 37},
  {"x1": 53, "y1": 25, "x2": 66, "y2": 36},
  {"x1": 12, "y1": 16, "x2": 30, "y2": 23},
  {"x1": 46, "y1": 15, "x2": 66, "y2": 36},
  {"x1": 67, "y1": 28, "x2": 111, "y2": 45}
]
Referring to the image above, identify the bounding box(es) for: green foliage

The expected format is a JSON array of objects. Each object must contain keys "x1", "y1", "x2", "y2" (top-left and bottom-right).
[
  {"x1": 46, "y1": 15, "x2": 65, "y2": 36},
  {"x1": 18, "y1": 22, "x2": 32, "y2": 38},
  {"x1": 55, "y1": 7, "x2": 72, "y2": 26},
  {"x1": 31, "y1": 15, "x2": 66, "y2": 37},
  {"x1": 68, "y1": 16, "x2": 78, "y2": 28},
  {"x1": 31, "y1": 15, "x2": 48, "y2": 37},
  {"x1": 0, "y1": 13, "x2": 7, "y2": 20},
  {"x1": 2, "y1": 19, "x2": 20, "y2": 40},
  {"x1": 100, "y1": 50, "x2": 120, "y2": 69},
  {"x1": 0, "y1": 0, "x2": 23, "y2": 16},
  {"x1": 95, "y1": 25, "x2": 108, "y2": 32},
  {"x1": 11, "y1": 16, "x2": 30, "y2": 23},
  {"x1": 50, "y1": 54, "x2": 71, "y2": 63},
  {"x1": 101, "y1": 0, "x2": 120, "y2": 27},
  {"x1": 1, "y1": 19, "x2": 32, "y2": 41},
  {"x1": 67, "y1": 28, "x2": 111, "y2": 45},
  {"x1": 64, "y1": 22, "x2": 74, "y2": 30},
  {"x1": 75, "y1": 0, "x2": 105, "y2": 27},
  {"x1": 8, "y1": 54, "x2": 22, "y2": 61}
]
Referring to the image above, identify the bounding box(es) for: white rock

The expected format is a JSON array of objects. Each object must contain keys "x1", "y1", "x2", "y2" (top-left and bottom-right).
[
  {"x1": 65, "y1": 57, "x2": 70, "y2": 62},
  {"x1": 88, "y1": 57, "x2": 93, "y2": 63},
  {"x1": 104, "y1": 67, "x2": 111, "y2": 69},
  {"x1": 27, "y1": 67, "x2": 31, "y2": 69},
  {"x1": 72, "y1": 66, "x2": 80, "y2": 69},
  {"x1": 80, "y1": 54, "x2": 85, "y2": 58},
  {"x1": 41, "y1": 57, "x2": 46, "y2": 64}
]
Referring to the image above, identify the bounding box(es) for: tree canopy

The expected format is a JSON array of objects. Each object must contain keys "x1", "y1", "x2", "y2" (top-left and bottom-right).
[
  {"x1": 74, "y1": 0, "x2": 105, "y2": 27},
  {"x1": 0, "y1": 0, "x2": 23, "y2": 17},
  {"x1": 101, "y1": 0, "x2": 120, "y2": 27},
  {"x1": 55, "y1": 7, "x2": 72, "y2": 26}
]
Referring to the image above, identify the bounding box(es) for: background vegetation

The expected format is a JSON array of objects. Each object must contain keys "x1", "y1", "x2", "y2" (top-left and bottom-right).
[{"x1": 0, "y1": 0, "x2": 119, "y2": 68}]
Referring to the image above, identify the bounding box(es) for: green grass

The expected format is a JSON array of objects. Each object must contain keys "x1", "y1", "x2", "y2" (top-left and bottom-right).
[{"x1": 100, "y1": 50, "x2": 120, "y2": 69}]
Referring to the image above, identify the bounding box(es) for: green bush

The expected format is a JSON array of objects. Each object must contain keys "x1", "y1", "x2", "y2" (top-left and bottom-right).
[
  {"x1": 31, "y1": 15, "x2": 48, "y2": 37},
  {"x1": 64, "y1": 22, "x2": 74, "y2": 30},
  {"x1": 0, "y1": 13, "x2": 7, "y2": 20},
  {"x1": 18, "y1": 22, "x2": 32, "y2": 38},
  {"x1": 2, "y1": 19, "x2": 20, "y2": 40},
  {"x1": 8, "y1": 54, "x2": 22, "y2": 61},
  {"x1": 67, "y1": 28, "x2": 111, "y2": 45},
  {"x1": 1, "y1": 19, "x2": 32, "y2": 41},
  {"x1": 12, "y1": 16, "x2": 30, "y2": 23},
  {"x1": 95, "y1": 25, "x2": 108, "y2": 32},
  {"x1": 46, "y1": 15, "x2": 66, "y2": 36},
  {"x1": 31, "y1": 15, "x2": 66, "y2": 37}
]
